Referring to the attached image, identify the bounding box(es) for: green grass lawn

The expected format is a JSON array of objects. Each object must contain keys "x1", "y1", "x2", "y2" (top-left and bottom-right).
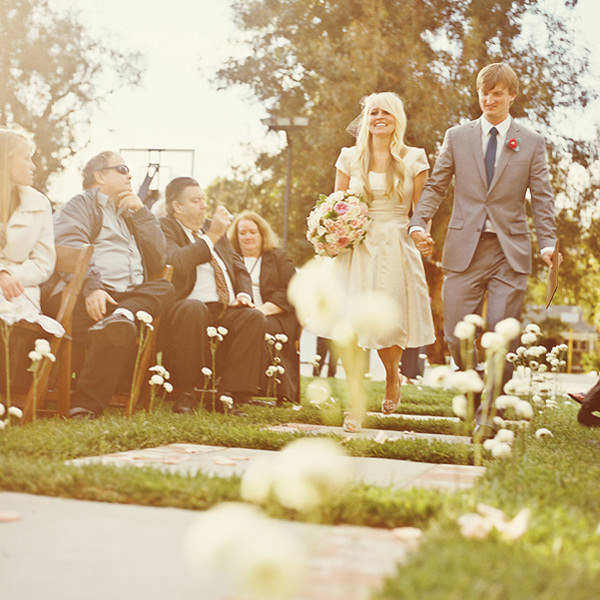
[{"x1": 1, "y1": 376, "x2": 599, "y2": 598}]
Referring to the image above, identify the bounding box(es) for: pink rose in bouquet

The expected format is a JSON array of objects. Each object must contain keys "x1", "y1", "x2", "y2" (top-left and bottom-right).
[{"x1": 306, "y1": 190, "x2": 371, "y2": 257}]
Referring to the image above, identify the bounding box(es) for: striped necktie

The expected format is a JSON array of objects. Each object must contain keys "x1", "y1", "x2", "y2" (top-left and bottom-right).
[{"x1": 193, "y1": 231, "x2": 230, "y2": 307}]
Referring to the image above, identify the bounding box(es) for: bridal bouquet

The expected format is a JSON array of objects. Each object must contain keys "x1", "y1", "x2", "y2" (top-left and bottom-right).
[{"x1": 306, "y1": 190, "x2": 371, "y2": 257}]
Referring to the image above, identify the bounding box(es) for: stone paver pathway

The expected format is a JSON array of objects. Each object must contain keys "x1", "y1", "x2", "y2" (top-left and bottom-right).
[
  {"x1": 0, "y1": 491, "x2": 415, "y2": 600},
  {"x1": 265, "y1": 421, "x2": 471, "y2": 445},
  {"x1": 70, "y1": 442, "x2": 484, "y2": 491}
]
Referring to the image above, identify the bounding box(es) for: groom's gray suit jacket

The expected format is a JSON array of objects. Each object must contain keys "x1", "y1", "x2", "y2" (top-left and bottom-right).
[{"x1": 409, "y1": 118, "x2": 556, "y2": 273}]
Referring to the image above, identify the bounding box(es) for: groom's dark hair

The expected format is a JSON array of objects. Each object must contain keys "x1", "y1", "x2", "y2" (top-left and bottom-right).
[{"x1": 476, "y1": 63, "x2": 519, "y2": 96}]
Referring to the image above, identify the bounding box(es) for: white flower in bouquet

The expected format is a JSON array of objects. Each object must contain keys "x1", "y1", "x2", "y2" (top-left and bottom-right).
[
  {"x1": 183, "y1": 502, "x2": 306, "y2": 600},
  {"x1": 306, "y1": 190, "x2": 371, "y2": 257},
  {"x1": 525, "y1": 323, "x2": 541, "y2": 335},
  {"x1": 273, "y1": 438, "x2": 353, "y2": 511}
]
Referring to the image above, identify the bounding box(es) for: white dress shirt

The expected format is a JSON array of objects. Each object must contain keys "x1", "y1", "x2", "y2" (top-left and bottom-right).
[{"x1": 178, "y1": 222, "x2": 235, "y2": 304}]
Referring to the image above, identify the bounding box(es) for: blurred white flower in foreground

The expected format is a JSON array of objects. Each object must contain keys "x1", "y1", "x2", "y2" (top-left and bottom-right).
[
  {"x1": 241, "y1": 438, "x2": 353, "y2": 512},
  {"x1": 535, "y1": 428, "x2": 553, "y2": 439},
  {"x1": 306, "y1": 379, "x2": 331, "y2": 406},
  {"x1": 452, "y1": 395, "x2": 467, "y2": 418},
  {"x1": 183, "y1": 503, "x2": 306, "y2": 600},
  {"x1": 458, "y1": 504, "x2": 530, "y2": 541},
  {"x1": 288, "y1": 258, "x2": 345, "y2": 335},
  {"x1": 288, "y1": 258, "x2": 399, "y2": 345},
  {"x1": 494, "y1": 317, "x2": 521, "y2": 341},
  {"x1": 454, "y1": 320, "x2": 475, "y2": 340},
  {"x1": 274, "y1": 438, "x2": 353, "y2": 511},
  {"x1": 464, "y1": 313, "x2": 485, "y2": 328}
]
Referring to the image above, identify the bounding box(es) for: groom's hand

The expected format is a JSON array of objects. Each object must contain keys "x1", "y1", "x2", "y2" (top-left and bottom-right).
[
  {"x1": 541, "y1": 248, "x2": 562, "y2": 268},
  {"x1": 410, "y1": 230, "x2": 434, "y2": 257}
]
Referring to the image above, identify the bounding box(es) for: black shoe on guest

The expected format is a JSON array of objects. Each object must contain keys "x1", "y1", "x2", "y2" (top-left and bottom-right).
[
  {"x1": 172, "y1": 391, "x2": 198, "y2": 414},
  {"x1": 233, "y1": 392, "x2": 253, "y2": 405},
  {"x1": 89, "y1": 313, "x2": 137, "y2": 346},
  {"x1": 577, "y1": 397, "x2": 600, "y2": 427},
  {"x1": 69, "y1": 406, "x2": 97, "y2": 420}
]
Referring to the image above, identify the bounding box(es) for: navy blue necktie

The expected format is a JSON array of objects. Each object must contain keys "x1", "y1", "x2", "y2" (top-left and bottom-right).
[{"x1": 485, "y1": 127, "x2": 498, "y2": 188}]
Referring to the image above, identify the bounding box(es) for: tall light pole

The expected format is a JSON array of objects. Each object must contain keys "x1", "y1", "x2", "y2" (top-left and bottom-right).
[{"x1": 262, "y1": 116, "x2": 308, "y2": 249}]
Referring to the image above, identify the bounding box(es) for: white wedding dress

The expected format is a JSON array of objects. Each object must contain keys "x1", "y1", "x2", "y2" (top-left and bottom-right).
[{"x1": 332, "y1": 145, "x2": 435, "y2": 349}]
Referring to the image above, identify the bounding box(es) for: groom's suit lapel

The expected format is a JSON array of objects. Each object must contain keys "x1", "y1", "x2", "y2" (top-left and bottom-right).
[
  {"x1": 468, "y1": 121, "x2": 488, "y2": 191},
  {"x1": 488, "y1": 120, "x2": 520, "y2": 194}
]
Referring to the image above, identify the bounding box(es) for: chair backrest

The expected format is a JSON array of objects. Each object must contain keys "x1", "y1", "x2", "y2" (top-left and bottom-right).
[
  {"x1": 20, "y1": 244, "x2": 94, "y2": 422},
  {"x1": 54, "y1": 245, "x2": 95, "y2": 323}
]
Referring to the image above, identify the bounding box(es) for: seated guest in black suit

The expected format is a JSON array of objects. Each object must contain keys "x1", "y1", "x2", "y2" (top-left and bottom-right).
[
  {"x1": 229, "y1": 210, "x2": 300, "y2": 403},
  {"x1": 570, "y1": 378, "x2": 600, "y2": 427},
  {"x1": 54, "y1": 151, "x2": 174, "y2": 418},
  {"x1": 159, "y1": 178, "x2": 264, "y2": 413}
]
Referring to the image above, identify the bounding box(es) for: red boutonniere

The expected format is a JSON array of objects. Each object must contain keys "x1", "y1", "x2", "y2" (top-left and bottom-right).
[{"x1": 507, "y1": 138, "x2": 520, "y2": 152}]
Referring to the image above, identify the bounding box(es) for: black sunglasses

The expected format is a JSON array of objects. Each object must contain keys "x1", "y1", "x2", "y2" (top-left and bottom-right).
[{"x1": 100, "y1": 164, "x2": 130, "y2": 175}]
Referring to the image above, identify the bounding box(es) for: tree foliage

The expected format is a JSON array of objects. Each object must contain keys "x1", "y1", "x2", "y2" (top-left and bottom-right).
[
  {"x1": 215, "y1": 0, "x2": 596, "y2": 360},
  {"x1": 0, "y1": 0, "x2": 142, "y2": 192}
]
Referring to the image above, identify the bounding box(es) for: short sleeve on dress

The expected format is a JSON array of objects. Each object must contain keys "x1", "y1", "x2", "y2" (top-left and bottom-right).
[
  {"x1": 410, "y1": 148, "x2": 430, "y2": 176},
  {"x1": 335, "y1": 146, "x2": 355, "y2": 176}
]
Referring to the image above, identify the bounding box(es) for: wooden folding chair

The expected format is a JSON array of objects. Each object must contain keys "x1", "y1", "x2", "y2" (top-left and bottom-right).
[{"x1": 19, "y1": 244, "x2": 94, "y2": 423}]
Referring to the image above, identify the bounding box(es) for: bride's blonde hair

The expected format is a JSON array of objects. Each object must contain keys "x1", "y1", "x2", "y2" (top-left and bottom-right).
[
  {"x1": 0, "y1": 127, "x2": 35, "y2": 247},
  {"x1": 355, "y1": 92, "x2": 407, "y2": 204}
]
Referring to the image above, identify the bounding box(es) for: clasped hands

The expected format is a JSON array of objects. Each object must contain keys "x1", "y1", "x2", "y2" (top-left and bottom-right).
[{"x1": 410, "y1": 230, "x2": 434, "y2": 257}]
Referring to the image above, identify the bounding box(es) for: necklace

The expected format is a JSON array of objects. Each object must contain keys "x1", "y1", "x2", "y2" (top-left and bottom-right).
[{"x1": 245, "y1": 255, "x2": 261, "y2": 276}]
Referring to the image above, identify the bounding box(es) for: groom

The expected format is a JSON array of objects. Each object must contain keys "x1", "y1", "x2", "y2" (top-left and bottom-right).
[{"x1": 409, "y1": 62, "x2": 558, "y2": 418}]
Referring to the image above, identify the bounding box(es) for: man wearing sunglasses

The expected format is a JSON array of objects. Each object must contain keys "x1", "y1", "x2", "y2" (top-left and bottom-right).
[{"x1": 53, "y1": 151, "x2": 175, "y2": 418}]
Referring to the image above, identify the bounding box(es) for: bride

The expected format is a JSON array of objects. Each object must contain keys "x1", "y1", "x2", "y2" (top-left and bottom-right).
[{"x1": 332, "y1": 92, "x2": 435, "y2": 429}]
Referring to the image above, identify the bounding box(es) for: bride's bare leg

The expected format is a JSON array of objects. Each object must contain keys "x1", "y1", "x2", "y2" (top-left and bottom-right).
[{"x1": 377, "y1": 345, "x2": 403, "y2": 413}]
